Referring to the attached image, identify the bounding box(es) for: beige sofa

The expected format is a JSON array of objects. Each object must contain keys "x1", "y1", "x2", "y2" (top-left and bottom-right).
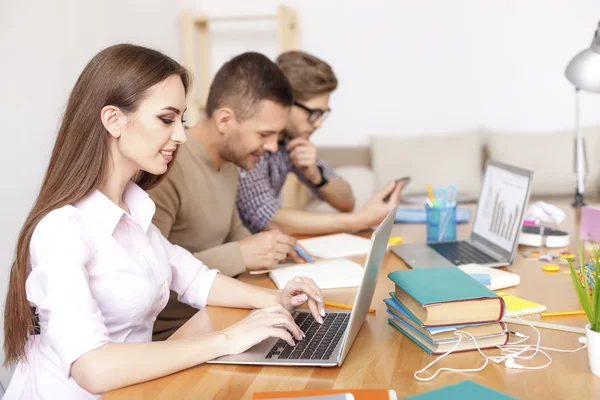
[{"x1": 298, "y1": 127, "x2": 600, "y2": 212}]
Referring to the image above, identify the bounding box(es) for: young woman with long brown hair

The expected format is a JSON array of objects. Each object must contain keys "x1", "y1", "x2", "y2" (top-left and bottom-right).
[{"x1": 3, "y1": 44, "x2": 324, "y2": 399}]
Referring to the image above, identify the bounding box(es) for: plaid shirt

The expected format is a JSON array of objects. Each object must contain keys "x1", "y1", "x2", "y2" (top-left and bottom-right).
[{"x1": 237, "y1": 140, "x2": 338, "y2": 233}]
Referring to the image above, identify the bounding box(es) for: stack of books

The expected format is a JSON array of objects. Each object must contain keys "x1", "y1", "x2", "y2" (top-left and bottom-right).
[{"x1": 385, "y1": 266, "x2": 508, "y2": 355}]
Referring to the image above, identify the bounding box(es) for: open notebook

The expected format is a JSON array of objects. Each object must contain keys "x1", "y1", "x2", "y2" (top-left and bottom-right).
[
  {"x1": 268, "y1": 259, "x2": 364, "y2": 289},
  {"x1": 297, "y1": 233, "x2": 371, "y2": 259}
]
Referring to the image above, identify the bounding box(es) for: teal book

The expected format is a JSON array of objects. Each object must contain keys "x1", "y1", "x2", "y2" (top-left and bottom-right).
[
  {"x1": 405, "y1": 380, "x2": 517, "y2": 399},
  {"x1": 387, "y1": 266, "x2": 505, "y2": 326}
]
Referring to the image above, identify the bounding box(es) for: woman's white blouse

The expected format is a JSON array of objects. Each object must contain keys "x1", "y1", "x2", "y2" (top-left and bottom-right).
[{"x1": 5, "y1": 182, "x2": 219, "y2": 399}]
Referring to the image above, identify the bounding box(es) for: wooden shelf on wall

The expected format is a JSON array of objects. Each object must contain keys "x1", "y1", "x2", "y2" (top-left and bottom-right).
[{"x1": 179, "y1": 6, "x2": 300, "y2": 124}]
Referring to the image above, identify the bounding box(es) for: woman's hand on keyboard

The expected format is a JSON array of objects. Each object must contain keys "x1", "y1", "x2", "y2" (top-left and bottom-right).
[
  {"x1": 219, "y1": 303, "x2": 304, "y2": 355},
  {"x1": 277, "y1": 276, "x2": 325, "y2": 324}
]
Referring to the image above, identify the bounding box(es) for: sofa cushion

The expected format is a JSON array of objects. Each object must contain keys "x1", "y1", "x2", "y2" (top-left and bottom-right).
[
  {"x1": 371, "y1": 132, "x2": 484, "y2": 199},
  {"x1": 486, "y1": 127, "x2": 600, "y2": 197}
]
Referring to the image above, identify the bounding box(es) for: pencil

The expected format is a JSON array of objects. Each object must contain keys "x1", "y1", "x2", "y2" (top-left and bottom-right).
[
  {"x1": 426, "y1": 184, "x2": 435, "y2": 202},
  {"x1": 541, "y1": 310, "x2": 586, "y2": 318},
  {"x1": 324, "y1": 300, "x2": 375, "y2": 314}
]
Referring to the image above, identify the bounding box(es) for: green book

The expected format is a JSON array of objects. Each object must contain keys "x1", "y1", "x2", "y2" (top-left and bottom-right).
[
  {"x1": 387, "y1": 266, "x2": 505, "y2": 326},
  {"x1": 405, "y1": 380, "x2": 517, "y2": 399}
]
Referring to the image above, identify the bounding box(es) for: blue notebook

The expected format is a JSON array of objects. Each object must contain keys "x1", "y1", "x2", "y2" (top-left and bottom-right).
[
  {"x1": 405, "y1": 380, "x2": 516, "y2": 399},
  {"x1": 395, "y1": 207, "x2": 471, "y2": 223}
]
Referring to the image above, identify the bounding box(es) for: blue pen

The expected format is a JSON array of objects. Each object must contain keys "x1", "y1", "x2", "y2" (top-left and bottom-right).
[{"x1": 293, "y1": 245, "x2": 314, "y2": 263}]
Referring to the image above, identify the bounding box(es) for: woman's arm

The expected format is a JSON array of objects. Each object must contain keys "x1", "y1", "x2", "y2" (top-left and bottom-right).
[
  {"x1": 207, "y1": 274, "x2": 279, "y2": 309},
  {"x1": 72, "y1": 302, "x2": 304, "y2": 394},
  {"x1": 208, "y1": 274, "x2": 325, "y2": 323},
  {"x1": 71, "y1": 332, "x2": 227, "y2": 394}
]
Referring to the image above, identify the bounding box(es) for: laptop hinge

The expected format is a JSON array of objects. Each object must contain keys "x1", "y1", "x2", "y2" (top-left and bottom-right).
[{"x1": 469, "y1": 240, "x2": 507, "y2": 262}]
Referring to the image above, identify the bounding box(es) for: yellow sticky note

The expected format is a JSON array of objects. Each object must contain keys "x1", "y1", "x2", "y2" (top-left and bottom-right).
[{"x1": 388, "y1": 236, "x2": 403, "y2": 246}]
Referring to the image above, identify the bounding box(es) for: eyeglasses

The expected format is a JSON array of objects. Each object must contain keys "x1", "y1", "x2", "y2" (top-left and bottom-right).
[{"x1": 294, "y1": 101, "x2": 331, "y2": 124}]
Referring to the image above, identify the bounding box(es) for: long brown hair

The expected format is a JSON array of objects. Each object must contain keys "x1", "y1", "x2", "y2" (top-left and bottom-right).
[{"x1": 4, "y1": 44, "x2": 190, "y2": 364}]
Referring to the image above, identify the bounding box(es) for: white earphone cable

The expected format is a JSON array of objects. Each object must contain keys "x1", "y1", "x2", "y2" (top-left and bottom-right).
[{"x1": 413, "y1": 315, "x2": 586, "y2": 381}]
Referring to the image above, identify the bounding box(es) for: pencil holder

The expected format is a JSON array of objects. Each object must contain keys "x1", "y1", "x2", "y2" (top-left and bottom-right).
[{"x1": 426, "y1": 205, "x2": 457, "y2": 243}]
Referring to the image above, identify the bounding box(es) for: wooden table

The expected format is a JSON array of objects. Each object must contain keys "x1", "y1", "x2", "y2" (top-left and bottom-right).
[{"x1": 104, "y1": 202, "x2": 600, "y2": 400}]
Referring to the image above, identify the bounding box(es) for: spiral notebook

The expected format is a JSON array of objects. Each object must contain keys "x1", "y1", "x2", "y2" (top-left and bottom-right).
[{"x1": 498, "y1": 293, "x2": 547, "y2": 317}]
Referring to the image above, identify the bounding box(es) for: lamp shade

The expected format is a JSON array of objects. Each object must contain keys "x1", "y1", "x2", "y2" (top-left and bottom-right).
[{"x1": 565, "y1": 22, "x2": 600, "y2": 93}]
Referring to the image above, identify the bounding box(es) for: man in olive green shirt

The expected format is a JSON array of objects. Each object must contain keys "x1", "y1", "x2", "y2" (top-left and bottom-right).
[{"x1": 149, "y1": 52, "x2": 303, "y2": 340}]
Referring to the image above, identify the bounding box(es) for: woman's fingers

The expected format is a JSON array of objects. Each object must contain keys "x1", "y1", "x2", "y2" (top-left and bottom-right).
[
  {"x1": 307, "y1": 298, "x2": 324, "y2": 324},
  {"x1": 265, "y1": 315, "x2": 303, "y2": 340},
  {"x1": 267, "y1": 327, "x2": 296, "y2": 347}
]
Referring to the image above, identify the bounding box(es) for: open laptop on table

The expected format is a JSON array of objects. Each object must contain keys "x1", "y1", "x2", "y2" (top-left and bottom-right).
[
  {"x1": 208, "y1": 205, "x2": 397, "y2": 367},
  {"x1": 391, "y1": 160, "x2": 533, "y2": 268}
]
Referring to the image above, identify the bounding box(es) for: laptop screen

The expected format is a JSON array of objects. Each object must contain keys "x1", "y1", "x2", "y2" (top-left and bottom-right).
[{"x1": 472, "y1": 163, "x2": 532, "y2": 252}]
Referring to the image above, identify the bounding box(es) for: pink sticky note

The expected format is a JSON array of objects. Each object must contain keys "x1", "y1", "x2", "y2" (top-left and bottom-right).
[{"x1": 580, "y1": 207, "x2": 600, "y2": 242}]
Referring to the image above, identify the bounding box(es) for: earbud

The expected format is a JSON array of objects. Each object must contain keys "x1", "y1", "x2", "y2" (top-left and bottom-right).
[
  {"x1": 512, "y1": 331, "x2": 528, "y2": 339},
  {"x1": 579, "y1": 336, "x2": 587, "y2": 345},
  {"x1": 505, "y1": 359, "x2": 526, "y2": 369}
]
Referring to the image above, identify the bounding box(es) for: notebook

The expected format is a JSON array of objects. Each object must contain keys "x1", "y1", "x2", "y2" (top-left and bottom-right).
[
  {"x1": 268, "y1": 258, "x2": 364, "y2": 289},
  {"x1": 387, "y1": 266, "x2": 505, "y2": 326},
  {"x1": 297, "y1": 233, "x2": 371, "y2": 259},
  {"x1": 458, "y1": 264, "x2": 521, "y2": 290},
  {"x1": 498, "y1": 293, "x2": 547, "y2": 317},
  {"x1": 253, "y1": 389, "x2": 397, "y2": 400},
  {"x1": 395, "y1": 207, "x2": 471, "y2": 223},
  {"x1": 405, "y1": 380, "x2": 516, "y2": 399}
]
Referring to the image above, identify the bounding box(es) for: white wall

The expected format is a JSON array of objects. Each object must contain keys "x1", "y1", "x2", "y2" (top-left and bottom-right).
[
  {"x1": 1, "y1": 0, "x2": 599, "y2": 390},
  {"x1": 194, "y1": 0, "x2": 600, "y2": 146}
]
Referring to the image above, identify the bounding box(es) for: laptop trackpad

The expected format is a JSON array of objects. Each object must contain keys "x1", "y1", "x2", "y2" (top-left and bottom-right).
[
  {"x1": 392, "y1": 243, "x2": 455, "y2": 268},
  {"x1": 209, "y1": 337, "x2": 275, "y2": 363}
]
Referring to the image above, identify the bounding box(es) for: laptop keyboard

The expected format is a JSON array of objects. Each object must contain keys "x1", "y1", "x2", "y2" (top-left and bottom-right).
[
  {"x1": 428, "y1": 241, "x2": 497, "y2": 265},
  {"x1": 265, "y1": 312, "x2": 349, "y2": 361}
]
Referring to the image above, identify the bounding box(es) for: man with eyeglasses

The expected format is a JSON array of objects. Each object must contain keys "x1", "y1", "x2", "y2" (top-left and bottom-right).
[{"x1": 237, "y1": 51, "x2": 401, "y2": 235}]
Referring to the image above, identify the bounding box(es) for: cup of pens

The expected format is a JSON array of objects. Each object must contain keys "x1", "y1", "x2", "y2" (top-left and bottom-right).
[
  {"x1": 426, "y1": 205, "x2": 457, "y2": 242},
  {"x1": 425, "y1": 184, "x2": 458, "y2": 243}
]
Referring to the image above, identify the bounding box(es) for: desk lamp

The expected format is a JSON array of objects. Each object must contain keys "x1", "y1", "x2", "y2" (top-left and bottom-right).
[{"x1": 565, "y1": 21, "x2": 600, "y2": 207}]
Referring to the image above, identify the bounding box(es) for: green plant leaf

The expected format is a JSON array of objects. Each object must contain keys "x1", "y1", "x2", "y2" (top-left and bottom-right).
[
  {"x1": 592, "y1": 243, "x2": 600, "y2": 331},
  {"x1": 569, "y1": 243, "x2": 593, "y2": 326}
]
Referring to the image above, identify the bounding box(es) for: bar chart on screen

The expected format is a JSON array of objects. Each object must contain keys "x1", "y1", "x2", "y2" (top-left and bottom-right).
[
  {"x1": 489, "y1": 191, "x2": 521, "y2": 240},
  {"x1": 472, "y1": 165, "x2": 530, "y2": 251}
]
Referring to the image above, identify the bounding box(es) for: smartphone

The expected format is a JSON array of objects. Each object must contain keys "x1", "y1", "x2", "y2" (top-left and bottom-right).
[{"x1": 383, "y1": 176, "x2": 411, "y2": 202}]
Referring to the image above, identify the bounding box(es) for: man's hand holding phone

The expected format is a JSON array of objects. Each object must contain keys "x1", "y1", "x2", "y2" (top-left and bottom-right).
[{"x1": 383, "y1": 176, "x2": 411, "y2": 202}]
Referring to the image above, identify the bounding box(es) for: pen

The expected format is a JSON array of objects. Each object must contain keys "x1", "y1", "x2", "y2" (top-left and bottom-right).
[
  {"x1": 293, "y1": 245, "x2": 314, "y2": 263},
  {"x1": 324, "y1": 300, "x2": 376, "y2": 314},
  {"x1": 541, "y1": 310, "x2": 586, "y2": 318}
]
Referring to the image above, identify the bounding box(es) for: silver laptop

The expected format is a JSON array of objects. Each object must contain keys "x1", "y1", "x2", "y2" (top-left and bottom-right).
[
  {"x1": 392, "y1": 161, "x2": 533, "y2": 268},
  {"x1": 208, "y1": 205, "x2": 397, "y2": 367}
]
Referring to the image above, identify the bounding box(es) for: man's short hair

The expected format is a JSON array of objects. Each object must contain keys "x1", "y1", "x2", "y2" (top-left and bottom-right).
[
  {"x1": 276, "y1": 51, "x2": 338, "y2": 101},
  {"x1": 205, "y1": 52, "x2": 294, "y2": 120}
]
